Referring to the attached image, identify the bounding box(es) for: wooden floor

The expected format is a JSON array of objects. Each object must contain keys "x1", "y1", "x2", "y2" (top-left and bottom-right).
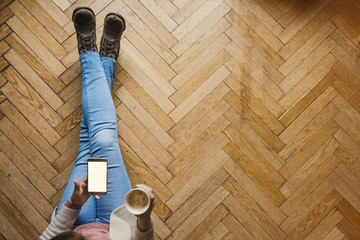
[{"x1": 1, "y1": 0, "x2": 360, "y2": 239}]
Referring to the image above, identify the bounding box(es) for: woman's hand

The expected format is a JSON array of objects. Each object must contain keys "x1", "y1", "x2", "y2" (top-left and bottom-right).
[
  {"x1": 70, "y1": 175, "x2": 99, "y2": 206},
  {"x1": 135, "y1": 184, "x2": 155, "y2": 232}
]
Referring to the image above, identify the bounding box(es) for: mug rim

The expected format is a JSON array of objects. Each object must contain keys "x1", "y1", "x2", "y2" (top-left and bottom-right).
[{"x1": 124, "y1": 188, "x2": 150, "y2": 215}]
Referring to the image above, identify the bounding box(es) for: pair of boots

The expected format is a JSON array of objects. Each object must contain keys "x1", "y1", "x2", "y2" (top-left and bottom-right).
[{"x1": 72, "y1": 7, "x2": 125, "y2": 60}]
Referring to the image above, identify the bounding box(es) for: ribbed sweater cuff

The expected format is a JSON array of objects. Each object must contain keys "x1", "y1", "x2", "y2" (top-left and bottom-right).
[{"x1": 135, "y1": 216, "x2": 155, "y2": 240}]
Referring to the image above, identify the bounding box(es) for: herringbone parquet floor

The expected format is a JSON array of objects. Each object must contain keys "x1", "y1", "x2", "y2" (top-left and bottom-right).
[{"x1": 1, "y1": 0, "x2": 360, "y2": 239}]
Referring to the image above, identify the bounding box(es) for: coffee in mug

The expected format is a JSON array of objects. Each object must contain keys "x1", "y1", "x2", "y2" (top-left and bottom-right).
[{"x1": 124, "y1": 188, "x2": 150, "y2": 215}]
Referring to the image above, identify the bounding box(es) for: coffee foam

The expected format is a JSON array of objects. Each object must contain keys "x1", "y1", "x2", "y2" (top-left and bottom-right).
[{"x1": 125, "y1": 188, "x2": 150, "y2": 215}]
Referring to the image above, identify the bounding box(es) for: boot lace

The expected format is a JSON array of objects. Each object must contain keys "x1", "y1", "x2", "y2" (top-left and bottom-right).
[
  {"x1": 79, "y1": 32, "x2": 96, "y2": 52},
  {"x1": 101, "y1": 37, "x2": 117, "y2": 57}
]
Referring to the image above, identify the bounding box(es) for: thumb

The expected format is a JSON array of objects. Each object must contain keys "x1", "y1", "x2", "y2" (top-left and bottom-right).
[{"x1": 73, "y1": 180, "x2": 80, "y2": 192}]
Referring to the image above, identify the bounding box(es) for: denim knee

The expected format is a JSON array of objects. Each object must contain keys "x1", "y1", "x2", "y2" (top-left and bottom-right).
[{"x1": 91, "y1": 129, "x2": 118, "y2": 154}]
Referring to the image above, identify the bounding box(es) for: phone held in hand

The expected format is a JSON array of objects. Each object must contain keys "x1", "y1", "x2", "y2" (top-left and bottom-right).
[{"x1": 87, "y1": 158, "x2": 108, "y2": 195}]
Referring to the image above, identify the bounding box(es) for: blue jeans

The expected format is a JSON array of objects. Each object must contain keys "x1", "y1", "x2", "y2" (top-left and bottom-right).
[{"x1": 56, "y1": 52, "x2": 132, "y2": 227}]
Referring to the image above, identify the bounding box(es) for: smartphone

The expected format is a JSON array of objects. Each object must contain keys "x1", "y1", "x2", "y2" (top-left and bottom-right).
[{"x1": 87, "y1": 158, "x2": 108, "y2": 195}]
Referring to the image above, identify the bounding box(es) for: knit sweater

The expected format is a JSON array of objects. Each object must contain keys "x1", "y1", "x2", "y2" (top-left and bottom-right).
[{"x1": 39, "y1": 204, "x2": 154, "y2": 240}]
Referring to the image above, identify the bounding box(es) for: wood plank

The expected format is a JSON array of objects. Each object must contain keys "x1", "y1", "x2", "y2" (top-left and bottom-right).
[
  {"x1": 54, "y1": 123, "x2": 79, "y2": 155},
  {"x1": 280, "y1": 119, "x2": 340, "y2": 180},
  {"x1": 171, "y1": 33, "x2": 231, "y2": 89},
  {"x1": 224, "y1": 124, "x2": 285, "y2": 188},
  {"x1": 280, "y1": 172, "x2": 341, "y2": 234},
  {"x1": 168, "y1": 186, "x2": 229, "y2": 240},
  {"x1": 19, "y1": 0, "x2": 69, "y2": 42},
  {"x1": 331, "y1": 13, "x2": 360, "y2": 49},
  {"x1": 337, "y1": 217, "x2": 360, "y2": 239},
  {"x1": 226, "y1": 25, "x2": 284, "y2": 84},
  {"x1": 172, "y1": 0, "x2": 223, "y2": 40},
  {"x1": 168, "y1": 124, "x2": 229, "y2": 176},
  {"x1": 279, "y1": 21, "x2": 336, "y2": 77},
  {"x1": 279, "y1": 86, "x2": 338, "y2": 144},
  {"x1": 224, "y1": 90, "x2": 285, "y2": 153},
  {"x1": 118, "y1": 52, "x2": 175, "y2": 114},
  {"x1": 323, "y1": 227, "x2": 345, "y2": 240},
  {"x1": 1, "y1": 66, "x2": 62, "y2": 127},
  {"x1": 330, "y1": 0, "x2": 360, "y2": 33},
  {"x1": 279, "y1": 102, "x2": 339, "y2": 160},
  {"x1": 117, "y1": 119, "x2": 173, "y2": 184},
  {"x1": 0, "y1": 117, "x2": 58, "y2": 181},
  {"x1": 117, "y1": 70, "x2": 174, "y2": 131},
  {"x1": 1, "y1": 82, "x2": 61, "y2": 145},
  {"x1": 171, "y1": 2, "x2": 231, "y2": 56},
  {"x1": 169, "y1": 66, "x2": 230, "y2": 123},
  {"x1": 123, "y1": 24, "x2": 176, "y2": 81},
  {"x1": 123, "y1": 0, "x2": 177, "y2": 48},
  {"x1": 223, "y1": 194, "x2": 273, "y2": 240},
  {"x1": 0, "y1": 40, "x2": 10, "y2": 57},
  {"x1": 116, "y1": 86, "x2": 174, "y2": 148},
  {"x1": 280, "y1": 137, "x2": 339, "y2": 198},
  {"x1": 279, "y1": 37, "x2": 337, "y2": 93},
  {"x1": 170, "y1": 49, "x2": 231, "y2": 106},
  {"x1": 0, "y1": 7, "x2": 13, "y2": 25},
  {"x1": 224, "y1": 177, "x2": 287, "y2": 239},
  {"x1": 9, "y1": 0, "x2": 67, "y2": 59},
  {"x1": 0, "y1": 191, "x2": 37, "y2": 239},
  {"x1": 0, "y1": 170, "x2": 49, "y2": 233},
  {"x1": 0, "y1": 134, "x2": 57, "y2": 199},
  {"x1": 185, "y1": 204, "x2": 229, "y2": 240},
  {"x1": 278, "y1": 0, "x2": 332, "y2": 44},
  {"x1": 0, "y1": 99, "x2": 59, "y2": 161},
  {"x1": 279, "y1": 69, "x2": 338, "y2": 127},
  {"x1": 286, "y1": 190, "x2": 343, "y2": 239},
  {"x1": 34, "y1": 0, "x2": 70, "y2": 27},
  {"x1": 168, "y1": 100, "x2": 229, "y2": 158},
  {"x1": 118, "y1": 135, "x2": 174, "y2": 200},
  {"x1": 336, "y1": 199, "x2": 360, "y2": 232},
  {"x1": 224, "y1": 141, "x2": 286, "y2": 207},
  {"x1": 332, "y1": 78, "x2": 360, "y2": 114},
  {"x1": 117, "y1": 103, "x2": 173, "y2": 167},
  {"x1": 278, "y1": 5, "x2": 336, "y2": 60},
  {"x1": 226, "y1": 0, "x2": 283, "y2": 51},
  {"x1": 225, "y1": 42, "x2": 284, "y2": 101},
  {"x1": 224, "y1": 107, "x2": 285, "y2": 170},
  {"x1": 166, "y1": 148, "x2": 230, "y2": 210},
  {"x1": 4, "y1": 49, "x2": 63, "y2": 110},
  {"x1": 166, "y1": 168, "x2": 229, "y2": 230},
  {"x1": 224, "y1": 59, "x2": 284, "y2": 118},
  {"x1": 0, "y1": 23, "x2": 11, "y2": 41},
  {"x1": 222, "y1": 214, "x2": 254, "y2": 240},
  {"x1": 0, "y1": 152, "x2": 53, "y2": 218},
  {"x1": 171, "y1": 18, "x2": 230, "y2": 73},
  {"x1": 6, "y1": 33, "x2": 65, "y2": 93},
  {"x1": 224, "y1": 158, "x2": 286, "y2": 225}
]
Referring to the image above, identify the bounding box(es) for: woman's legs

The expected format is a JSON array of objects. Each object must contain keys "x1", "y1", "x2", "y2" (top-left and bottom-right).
[
  {"x1": 80, "y1": 51, "x2": 131, "y2": 224},
  {"x1": 56, "y1": 120, "x2": 97, "y2": 226},
  {"x1": 56, "y1": 52, "x2": 131, "y2": 226}
]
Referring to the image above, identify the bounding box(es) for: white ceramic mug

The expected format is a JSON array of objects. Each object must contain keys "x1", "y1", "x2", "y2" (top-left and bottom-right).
[{"x1": 124, "y1": 188, "x2": 150, "y2": 215}]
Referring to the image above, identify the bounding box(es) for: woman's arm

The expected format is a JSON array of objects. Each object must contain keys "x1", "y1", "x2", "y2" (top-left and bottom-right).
[
  {"x1": 39, "y1": 176, "x2": 97, "y2": 239},
  {"x1": 39, "y1": 203, "x2": 80, "y2": 240},
  {"x1": 134, "y1": 184, "x2": 155, "y2": 240}
]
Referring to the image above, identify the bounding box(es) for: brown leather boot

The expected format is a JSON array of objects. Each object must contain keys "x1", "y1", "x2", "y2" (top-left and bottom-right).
[
  {"x1": 99, "y1": 13, "x2": 126, "y2": 60},
  {"x1": 72, "y1": 7, "x2": 97, "y2": 55}
]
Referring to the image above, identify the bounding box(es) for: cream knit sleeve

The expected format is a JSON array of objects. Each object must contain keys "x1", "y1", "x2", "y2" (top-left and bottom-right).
[{"x1": 39, "y1": 205, "x2": 80, "y2": 240}]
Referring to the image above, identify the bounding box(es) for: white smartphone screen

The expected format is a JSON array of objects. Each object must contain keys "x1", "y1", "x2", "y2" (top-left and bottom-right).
[{"x1": 88, "y1": 159, "x2": 107, "y2": 194}]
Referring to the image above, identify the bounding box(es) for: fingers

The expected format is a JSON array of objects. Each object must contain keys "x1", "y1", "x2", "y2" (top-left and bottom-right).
[
  {"x1": 136, "y1": 184, "x2": 154, "y2": 199},
  {"x1": 82, "y1": 175, "x2": 88, "y2": 184},
  {"x1": 73, "y1": 180, "x2": 80, "y2": 191},
  {"x1": 95, "y1": 195, "x2": 100, "y2": 200}
]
